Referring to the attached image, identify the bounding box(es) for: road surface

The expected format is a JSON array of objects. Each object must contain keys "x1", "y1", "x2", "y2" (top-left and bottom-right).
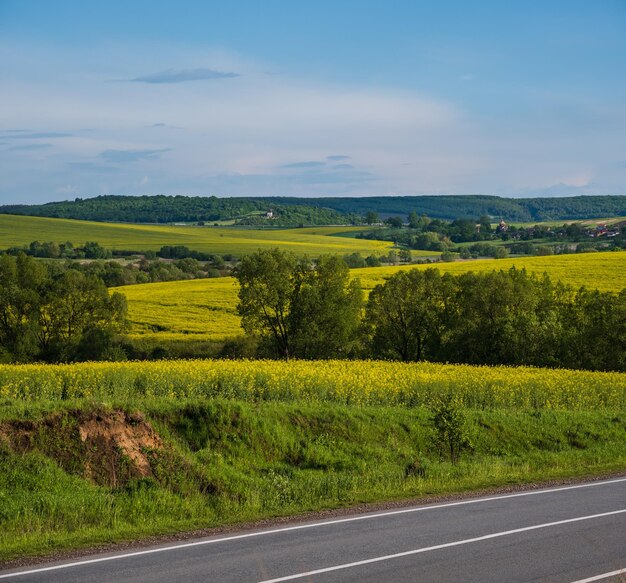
[{"x1": 1, "y1": 477, "x2": 625, "y2": 582}]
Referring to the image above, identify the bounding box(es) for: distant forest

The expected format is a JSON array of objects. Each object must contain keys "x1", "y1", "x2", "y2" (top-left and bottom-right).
[
  {"x1": 2, "y1": 194, "x2": 626, "y2": 224},
  {"x1": 0, "y1": 195, "x2": 353, "y2": 226},
  {"x1": 272, "y1": 194, "x2": 626, "y2": 222}
]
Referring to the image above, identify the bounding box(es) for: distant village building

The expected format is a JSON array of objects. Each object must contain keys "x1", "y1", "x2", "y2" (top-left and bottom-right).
[
  {"x1": 265, "y1": 210, "x2": 274, "y2": 219},
  {"x1": 495, "y1": 219, "x2": 508, "y2": 233}
]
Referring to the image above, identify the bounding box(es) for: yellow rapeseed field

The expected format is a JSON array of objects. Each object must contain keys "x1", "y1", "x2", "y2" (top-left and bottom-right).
[
  {"x1": 117, "y1": 251, "x2": 626, "y2": 341},
  {"x1": 352, "y1": 250, "x2": 626, "y2": 293},
  {"x1": 117, "y1": 277, "x2": 240, "y2": 340},
  {"x1": 1, "y1": 359, "x2": 624, "y2": 410}
]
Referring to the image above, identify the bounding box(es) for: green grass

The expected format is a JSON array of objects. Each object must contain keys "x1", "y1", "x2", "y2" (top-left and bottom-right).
[
  {"x1": 1, "y1": 355, "x2": 624, "y2": 559},
  {"x1": 505, "y1": 216, "x2": 626, "y2": 228},
  {"x1": 0, "y1": 214, "x2": 393, "y2": 257},
  {"x1": 1, "y1": 398, "x2": 624, "y2": 561}
]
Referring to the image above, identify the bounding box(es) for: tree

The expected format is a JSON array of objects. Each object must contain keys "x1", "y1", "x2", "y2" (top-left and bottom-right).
[
  {"x1": 444, "y1": 269, "x2": 557, "y2": 366},
  {"x1": 408, "y1": 212, "x2": 430, "y2": 230},
  {"x1": 429, "y1": 394, "x2": 471, "y2": 464},
  {"x1": 364, "y1": 211, "x2": 379, "y2": 225},
  {"x1": 411, "y1": 231, "x2": 446, "y2": 252},
  {"x1": 83, "y1": 241, "x2": 111, "y2": 259},
  {"x1": 440, "y1": 250, "x2": 456, "y2": 262},
  {"x1": 0, "y1": 253, "x2": 127, "y2": 362},
  {"x1": 342, "y1": 252, "x2": 366, "y2": 268},
  {"x1": 557, "y1": 287, "x2": 626, "y2": 371},
  {"x1": 234, "y1": 249, "x2": 362, "y2": 359},
  {"x1": 386, "y1": 250, "x2": 398, "y2": 265},
  {"x1": 0, "y1": 253, "x2": 43, "y2": 359},
  {"x1": 494, "y1": 246, "x2": 509, "y2": 259},
  {"x1": 479, "y1": 215, "x2": 493, "y2": 235},
  {"x1": 365, "y1": 269, "x2": 452, "y2": 361},
  {"x1": 233, "y1": 249, "x2": 297, "y2": 358},
  {"x1": 385, "y1": 216, "x2": 404, "y2": 229},
  {"x1": 38, "y1": 270, "x2": 127, "y2": 361},
  {"x1": 288, "y1": 255, "x2": 363, "y2": 359},
  {"x1": 450, "y1": 218, "x2": 477, "y2": 242}
]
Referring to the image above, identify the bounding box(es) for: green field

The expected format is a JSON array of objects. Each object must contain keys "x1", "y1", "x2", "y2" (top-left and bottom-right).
[
  {"x1": 1, "y1": 358, "x2": 625, "y2": 560},
  {"x1": 505, "y1": 216, "x2": 626, "y2": 229},
  {"x1": 0, "y1": 214, "x2": 394, "y2": 257},
  {"x1": 116, "y1": 250, "x2": 626, "y2": 342}
]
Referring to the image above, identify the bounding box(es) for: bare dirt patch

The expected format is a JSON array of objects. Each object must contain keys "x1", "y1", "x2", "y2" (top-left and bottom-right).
[
  {"x1": 0, "y1": 409, "x2": 164, "y2": 487},
  {"x1": 78, "y1": 410, "x2": 162, "y2": 483}
]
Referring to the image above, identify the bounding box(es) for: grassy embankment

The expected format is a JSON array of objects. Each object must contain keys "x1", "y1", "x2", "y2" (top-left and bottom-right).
[
  {"x1": 116, "y1": 250, "x2": 626, "y2": 344},
  {"x1": 1, "y1": 359, "x2": 625, "y2": 561}
]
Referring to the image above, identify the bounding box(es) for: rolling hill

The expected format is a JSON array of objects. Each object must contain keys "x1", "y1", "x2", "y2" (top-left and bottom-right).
[
  {"x1": 0, "y1": 214, "x2": 392, "y2": 257},
  {"x1": 4, "y1": 194, "x2": 626, "y2": 223}
]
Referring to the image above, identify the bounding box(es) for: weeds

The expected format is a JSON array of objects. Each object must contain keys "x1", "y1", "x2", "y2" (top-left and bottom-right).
[
  {"x1": 429, "y1": 394, "x2": 472, "y2": 464},
  {"x1": 0, "y1": 400, "x2": 625, "y2": 561}
]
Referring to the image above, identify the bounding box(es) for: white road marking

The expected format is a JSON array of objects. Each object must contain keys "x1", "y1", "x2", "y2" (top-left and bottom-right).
[
  {"x1": 570, "y1": 568, "x2": 626, "y2": 583},
  {"x1": 0, "y1": 477, "x2": 624, "y2": 579},
  {"x1": 257, "y1": 509, "x2": 626, "y2": 583}
]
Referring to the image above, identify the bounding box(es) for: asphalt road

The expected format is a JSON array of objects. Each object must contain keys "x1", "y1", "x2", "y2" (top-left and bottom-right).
[{"x1": 2, "y1": 478, "x2": 625, "y2": 583}]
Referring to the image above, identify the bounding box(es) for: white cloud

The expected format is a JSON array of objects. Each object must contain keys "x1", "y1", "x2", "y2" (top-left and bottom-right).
[{"x1": 1, "y1": 40, "x2": 625, "y2": 201}]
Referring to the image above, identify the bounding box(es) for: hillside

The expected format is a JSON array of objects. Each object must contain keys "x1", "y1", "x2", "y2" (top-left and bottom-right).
[
  {"x1": 0, "y1": 195, "x2": 352, "y2": 226},
  {"x1": 267, "y1": 195, "x2": 530, "y2": 220},
  {"x1": 268, "y1": 195, "x2": 626, "y2": 221},
  {"x1": 4, "y1": 194, "x2": 626, "y2": 223},
  {"x1": 0, "y1": 215, "x2": 391, "y2": 257}
]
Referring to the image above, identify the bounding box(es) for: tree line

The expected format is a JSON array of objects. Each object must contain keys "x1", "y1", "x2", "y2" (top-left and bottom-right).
[
  {"x1": 3, "y1": 242, "x2": 234, "y2": 287},
  {"x1": 6, "y1": 240, "x2": 230, "y2": 263},
  {"x1": 234, "y1": 249, "x2": 626, "y2": 371},
  {"x1": 0, "y1": 254, "x2": 127, "y2": 362},
  {"x1": 2, "y1": 246, "x2": 624, "y2": 370}
]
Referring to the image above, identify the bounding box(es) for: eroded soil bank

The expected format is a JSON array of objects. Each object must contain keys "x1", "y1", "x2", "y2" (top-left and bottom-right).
[{"x1": 1, "y1": 400, "x2": 625, "y2": 562}]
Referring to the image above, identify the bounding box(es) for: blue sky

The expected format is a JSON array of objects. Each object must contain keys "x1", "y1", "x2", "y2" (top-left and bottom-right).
[{"x1": 1, "y1": 0, "x2": 625, "y2": 203}]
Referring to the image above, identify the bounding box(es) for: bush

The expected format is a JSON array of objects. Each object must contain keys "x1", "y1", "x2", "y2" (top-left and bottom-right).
[
  {"x1": 429, "y1": 394, "x2": 472, "y2": 464},
  {"x1": 440, "y1": 250, "x2": 456, "y2": 262}
]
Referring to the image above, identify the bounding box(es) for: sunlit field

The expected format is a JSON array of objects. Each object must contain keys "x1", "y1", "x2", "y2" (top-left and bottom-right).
[
  {"x1": 352, "y1": 250, "x2": 626, "y2": 293},
  {"x1": 2, "y1": 359, "x2": 624, "y2": 410},
  {"x1": 505, "y1": 216, "x2": 626, "y2": 229},
  {"x1": 0, "y1": 214, "x2": 393, "y2": 257},
  {"x1": 117, "y1": 251, "x2": 626, "y2": 341},
  {"x1": 116, "y1": 277, "x2": 240, "y2": 341}
]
